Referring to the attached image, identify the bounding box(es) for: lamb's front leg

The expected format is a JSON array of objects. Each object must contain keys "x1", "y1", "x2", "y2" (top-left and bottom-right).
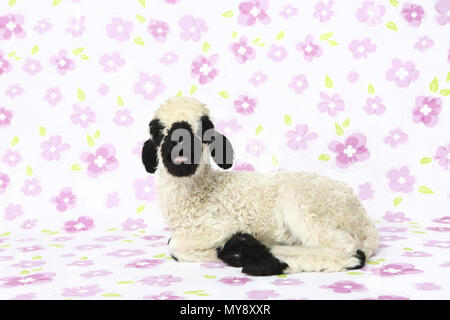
[{"x1": 168, "y1": 232, "x2": 223, "y2": 262}]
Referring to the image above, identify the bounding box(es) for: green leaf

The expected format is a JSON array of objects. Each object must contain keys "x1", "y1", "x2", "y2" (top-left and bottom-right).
[
  {"x1": 86, "y1": 134, "x2": 95, "y2": 147},
  {"x1": 277, "y1": 274, "x2": 288, "y2": 278},
  {"x1": 232, "y1": 31, "x2": 237, "y2": 39},
  {"x1": 183, "y1": 290, "x2": 205, "y2": 294},
  {"x1": 368, "y1": 83, "x2": 375, "y2": 95},
  {"x1": 390, "y1": 0, "x2": 399, "y2": 6},
  {"x1": 429, "y1": 77, "x2": 439, "y2": 93},
  {"x1": 203, "y1": 275, "x2": 216, "y2": 279},
  {"x1": 386, "y1": 21, "x2": 398, "y2": 31},
  {"x1": 420, "y1": 157, "x2": 432, "y2": 164},
  {"x1": 328, "y1": 40, "x2": 338, "y2": 46},
  {"x1": 136, "y1": 15, "x2": 146, "y2": 23},
  {"x1": 447, "y1": 72, "x2": 450, "y2": 82},
  {"x1": 39, "y1": 126, "x2": 47, "y2": 137},
  {"x1": 11, "y1": 136, "x2": 19, "y2": 146},
  {"x1": 439, "y1": 89, "x2": 449, "y2": 96},
  {"x1": 106, "y1": 228, "x2": 118, "y2": 231},
  {"x1": 393, "y1": 196, "x2": 402, "y2": 206},
  {"x1": 342, "y1": 118, "x2": 350, "y2": 128},
  {"x1": 222, "y1": 11, "x2": 233, "y2": 17},
  {"x1": 80, "y1": 54, "x2": 90, "y2": 60},
  {"x1": 190, "y1": 84, "x2": 197, "y2": 95},
  {"x1": 8, "y1": 51, "x2": 16, "y2": 58},
  {"x1": 9, "y1": 0, "x2": 16, "y2": 7},
  {"x1": 80, "y1": 256, "x2": 88, "y2": 260},
  {"x1": 366, "y1": 261, "x2": 379, "y2": 265},
  {"x1": 252, "y1": 37, "x2": 261, "y2": 44},
  {"x1": 52, "y1": 0, "x2": 62, "y2": 7},
  {"x1": 319, "y1": 32, "x2": 333, "y2": 41},
  {"x1": 176, "y1": 89, "x2": 183, "y2": 97},
  {"x1": 70, "y1": 164, "x2": 82, "y2": 171},
  {"x1": 284, "y1": 115, "x2": 292, "y2": 126},
  {"x1": 31, "y1": 268, "x2": 43, "y2": 272},
  {"x1": 117, "y1": 96, "x2": 124, "y2": 107},
  {"x1": 335, "y1": 123, "x2": 344, "y2": 136},
  {"x1": 403, "y1": 247, "x2": 413, "y2": 251},
  {"x1": 272, "y1": 155, "x2": 279, "y2": 166},
  {"x1": 218, "y1": 91, "x2": 229, "y2": 99},
  {"x1": 325, "y1": 74, "x2": 333, "y2": 89},
  {"x1": 93, "y1": 130, "x2": 100, "y2": 139},
  {"x1": 77, "y1": 88, "x2": 85, "y2": 101},
  {"x1": 137, "y1": 205, "x2": 145, "y2": 213},
  {"x1": 0, "y1": 232, "x2": 10, "y2": 237},
  {"x1": 346, "y1": 272, "x2": 364, "y2": 275},
  {"x1": 137, "y1": 0, "x2": 146, "y2": 8},
  {"x1": 32, "y1": 256, "x2": 42, "y2": 260},
  {"x1": 117, "y1": 281, "x2": 134, "y2": 284},
  {"x1": 72, "y1": 47, "x2": 85, "y2": 55},
  {"x1": 20, "y1": 270, "x2": 30, "y2": 275},
  {"x1": 26, "y1": 166, "x2": 33, "y2": 177},
  {"x1": 318, "y1": 154, "x2": 330, "y2": 161},
  {"x1": 418, "y1": 186, "x2": 434, "y2": 194},
  {"x1": 134, "y1": 37, "x2": 145, "y2": 46},
  {"x1": 153, "y1": 253, "x2": 165, "y2": 258},
  {"x1": 102, "y1": 293, "x2": 122, "y2": 297},
  {"x1": 31, "y1": 45, "x2": 39, "y2": 55},
  {"x1": 255, "y1": 125, "x2": 263, "y2": 136},
  {"x1": 202, "y1": 41, "x2": 210, "y2": 53},
  {"x1": 276, "y1": 30, "x2": 285, "y2": 41}
]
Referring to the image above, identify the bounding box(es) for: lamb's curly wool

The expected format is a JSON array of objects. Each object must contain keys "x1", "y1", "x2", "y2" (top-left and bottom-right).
[{"x1": 145, "y1": 96, "x2": 379, "y2": 274}]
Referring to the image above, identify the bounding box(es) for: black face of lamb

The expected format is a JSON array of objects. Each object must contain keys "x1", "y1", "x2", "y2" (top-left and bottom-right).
[
  {"x1": 161, "y1": 121, "x2": 203, "y2": 177},
  {"x1": 142, "y1": 119, "x2": 164, "y2": 174},
  {"x1": 217, "y1": 232, "x2": 288, "y2": 276}
]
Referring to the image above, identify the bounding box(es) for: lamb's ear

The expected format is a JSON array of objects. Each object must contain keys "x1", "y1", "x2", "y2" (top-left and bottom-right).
[
  {"x1": 200, "y1": 115, "x2": 234, "y2": 170},
  {"x1": 142, "y1": 119, "x2": 164, "y2": 173}
]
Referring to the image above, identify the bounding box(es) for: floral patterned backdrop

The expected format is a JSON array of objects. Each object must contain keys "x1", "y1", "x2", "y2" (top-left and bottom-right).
[{"x1": 0, "y1": 0, "x2": 449, "y2": 300}]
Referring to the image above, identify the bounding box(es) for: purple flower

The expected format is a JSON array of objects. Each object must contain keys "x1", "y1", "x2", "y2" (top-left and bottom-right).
[
  {"x1": 2, "y1": 149, "x2": 22, "y2": 167},
  {"x1": 33, "y1": 19, "x2": 52, "y2": 34},
  {"x1": 271, "y1": 278, "x2": 304, "y2": 286},
  {"x1": 412, "y1": 96, "x2": 442, "y2": 127},
  {"x1": 0, "y1": 107, "x2": 13, "y2": 127},
  {"x1": 70, "y1": 104, "x2": 95, "y2": 128},
  {"x1": 106, "y1": 17, "x2": 133, "y2": 41},
  {"x1": 383, "y1": 211, "x2": 411, "y2": 223},
  {"x1": 43, "y1": 87, "x2": 63, "y2": 106},
  {"x1": 125, "y1": 259, "x2": 164, "y2": 269},
  {"x1": 347, "y1": 70, "x2": 359, "y2": 83},
  {"x1": 348, "y1": 38, "x2": 376, "y2": 59},
  {"x1": 386, "y1": 165, "x2": 415, "y2": 193},
  {"x1": 113, "y1": 109, "x2": 134, "y2": 127},
  {"x1": 435, "y1": 0, "x2": 450, "y2": 25},
  {"x1": 434, "y1": 143, "x2": 450, "y2": 170},
  {"x1": 22, "y1": 58, "x2": 42, "y2": 75},
  {"x1": 233, "y1": 162, "x2": 255, "y2": 171},
  {"x1": 66, "y1": 16, "x2": 86, "y2": 37},
  {"x1": 320, "y1": 281, "x2": 367, "y2": 293},
  {"x1": 234, "y1": 95, "x2": 257, "y2": 115},
  {"x1": 98, "y1": 84, "x2": 109, "y2": 95},
  {"x1": 296, "y1": 35, "x2": 323, "y2": 62},
  {"x1": 289, "y1": 74, "x2": 309, "y2": 94},
  {"x1": 379, "y1": 235, "x2": 406, "y2": 241},
  {"x1": 122, "y1": 218, "x2": 147, "y2": 231},
  {"x1": 215, "y1": 119, "x2": 243, "y2": 137},
  {"x1": 414, "y1": 36, "x2": 434, "y2": 51},
  {"x1": 386, "y1": 59, "x2": 419, "y2": 88},
  {"x1": 0, "y1": 173, "x2": 10, "y2": 194},
  {"x1": 22, "y1": 178, "x2": 42, "y2": 196},
  {"x1": 148, "y1": 19, "x2": 169, "y2": 42},
  {"x1": 246, "y1": 139, "x2": 266, "y2": 157},
  {"x1": 363, "y1": 295, "x2": 409, "y2": 300},
  {"x1": 378, "y1": 226, "x2": 408, "y2": 233},
  {"x1": 363, "y1": 96, "x2": 385, "y2": 115},
  {"x1": 134, "y1": 176, "x2": 157, "y2": 202},
  {"x1": 356, "y1": 1, "x2": 385, "y2": 26},
  {"x1": 371, "y1": 263, "x2": 422, "y2": 277},
  {"x1": 433, "y1": 216, "x2": 450, "y2": 224},
  {"x1": 384, "y1": 128, "x2": 408, "y2": 148},
  {"x1": 246, "y1": 290, "x2": 278, "y2": 299},
  {"x1": 424, "y1": 240, "x2": 450, "y2": 249},
  {"x1": 99, "y1": 52, "x2": 126, "y2": 72},
  {"x1": 17, "y1": 245, "x2": 43, "y2": 253},
  {"x1": 80, "y1": 270, "x2": 112, "y2": 278},
  {"x1": 41, "y1": 135, "x2": 70, "y2": 161},
  {"x1": 402, "y1": 250, "x2": 432, "y2": 258},
  {"x1": 249, "y1": 71, "x2": 267, "y2": 86},
  {"x1": 267, "y1": 44, "x2": 288, "y2": 62},
  {"x1": 160, "y1": 51, "x2": 178, "y2": 66},
  {"x1": 106, "y1": 249, "x2": 145, "y2": 258},
  {"x1": 314, "y1": 1, "x2": 334, "y2": 22},
  {"x1": 416, "y1": 283, "x2": 441, "y2": 291},
  {"x1": 63, "y1": 216, "x2": 94, "y2": 233},
  {"x1": 62, "y1": 285, "x2": 102, "y2": 297},
  {"x1": 191, "y1": 55, "x2": 219, "y2": 85},
  {"x1": 0, "y1": 51, "x2": 12, "y2": 75},
  {"x1": 11, "y1": 293, "x2": 36, "y2": 300},
  {"x1": 5, "y1": 84, "x2": 23, "y2": 98},
  {"x1": 286, "y1": 124, "x2": 318, "y2": 151},
  {"x1": 317, "y1": 91, "x2": 345, "y2": 117},
  {"x1": 230, "y1": 37, "x2": 256, "y2": 64},
  {"x1": 51, "y1": 187, "x2": 76, "y2": 212},
  {"x1": 279, "y1": 4, "x2": 298, "y2": 19},
  {"x1": 67, "y1": 260, "x2": 94, "y2": 267},
  {"x1": 139, "y1": 275, "x2": 182, "y2": 287},
  {"x1": 238, "y1": 0, "x2": 271, "y2": 26},
  {"x1": 143, "y1": 291, "x2": 185, "y2": 300},
  {"x1": 0, "y1": 273, "x2": 55, "y2": 288},
  {"x1": 218, "y1": 276, "x2": 252, "y2": 286},
  {"x1": 105, "y1": 192, "x2": 120, "y2": 208},
  {"x1": 358, "y1": 182, "x2": 374, "y2": 200},
  {"x1": 178, "y1": 15, "x2": 207, "y2": 41},
  {"x1": 134, "y1": 72, "x2": 165, "y2": 100},
  {"x1": 74, "y1": 244, "x2": 105, "y2": 250},
  {"x1": 427, "y1": 226, "x2": 450, "y2": 232},
  {"x1": 81, "y1": 144, "x2": 119, "y2": 179},
  {"x1": 328, "y1": 133, "x2": 370, "y2": 169},
  {"x1": 49, "y1": 50, "x2": 75, "y2": 75},
  {"x1": 4, "y1": 203, "x2": 24, "y2": 221},
  {"x1": 401, "y1": 3, "x2": 425, "y2": 27},
  {"x1": 0, "y1": 14, "x2": 26, "y2": 40}
]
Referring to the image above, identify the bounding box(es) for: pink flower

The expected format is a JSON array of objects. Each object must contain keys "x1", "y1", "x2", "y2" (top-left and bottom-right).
[
  {"x1": 358, "y1": 182, "x2": 374, "y2": 200},
  {"x1": 328, "y1": 132, "x2": 370, "y2": 169},
  {"x1": 139, "y1": 275, "x2": 182, "y2": 287},
  {"x1": 348, "y1": 38, "x2": 376, "y2": 59},
  {"x1": 379, "y1": 235, "x2": 406, "y2": 241},
  {"x1": 66, "y1": 16, "x2": 86, "y2": 37},
  {"x1": 238, "y1": 0, "x2": 271, "y2": 26},
  {"x1": 230, "y1": 37, "x2": 256, "y2": 64},
  {"x1": 248, "y1": 71, "x2": 267, "y2": 86},
  {"x1": 2, "y1": 149, "x2": 22, "y2": 167},
  {"x1": 67, "y1": 260, "x2": 94, "y2": 267},
  {"x1": 143, "y1": 291, "x2": 185, "y2": 300},
  {"x1": 43, "y1": 87, "x2": 63, "y2": 106},
  {"x1": 271, "y1": 278, "x2": 304, "y2": 286},
  {"x1": 49, "y1": 50, "x2": 75, "y2": 75},
  {"x1": 0, "y1": 14, "x2": 26, "y2": 40},
  {"x1": 62, "y1": 285, "x2": 102, "y2": 297},
  {"x1": 401, "y1": 3, "x2": 425, "y2": 27},
  {"x1": 70, "y1": 104, "x2": 96, "y2": 128},
  {"x1": 134, "y1": 176, "x2": 157, "y2": 202},
  {"x1": 296, "y1": 35, "x2": 323, "y2": 62},
  {"x1": 75, "y1": 244, "x2": 105, "y2": 250},
  {"x1": 106, "y1": 249, "x2": 145, "y2": 258},
  {"x1": 80, "y1": 270, "x2": 112, "y2": 278},
  {"x1": 279, "y1": 4, "x2": 298, "y2": 19},
  {"x1": 122, "y1": 218, "x2": 147, "y2": 231},
  {"x1": 113, "y1": 109, "x2": 134, "y2": 127},
  {"x1": 433, "y1": 216, "x2": 450, "y2": 224},
  {"x1": 41, "y1": 135, "x2": 70, "y2": 161},
  {"x1": 22, "y1": 178, "x2": 42, "y2": 196},
  {"x1": 267, "y1": 44, "x2": 288, "y2": 62},
  {"x1": 416, "y1": 283, "x2": 441, "y2": 291},
  {"x1": 17, "y1": 245, "x2": 43, "y2": 253},
  {"x1": 11, "y1": 260, "x2": 46, "y2": 268},
  {"x1": 4, "y1": 203, "x2": 23, "y2": 221},
  {"x1": 385, "y1": 59, "x2": 419, "y2": 88},
  {"x1": 142, "y1": 235, "x2": 165, "y2": 241},
  {"x1": 246, "y1": 139, "x2": 266, "y2": 157},
  {"x1": 148, "y1": 19, "x2": 169, "y2": 42},
  {"x1": 160, "y1": 51, "x2": 178, "y2": 65},
  {"x1": 0, "y1": 107, "x2": 13, "y2": 127},
  {"x1": 234, "y1": 95, "x2": 257, "y2": 115},
  {"x1": 412, "y1": 96, "x2": 442, "y2": 127},
  {"x1": 286, "y1": 124, "x2": 318, "y2": 151},
  {"x1": 81, "y1": 144, "x2": 119, "y2": 179},
  {"x1": 314, "y1": 1, "x2": 334, "y2": 22},
  {"x1": 0, "y1": 52, "x2": 12, "y2": 75},
  {"x1": 363, "y1": 295, "x2": 409, "y2": 300},
  {"x1": 384, "y1": 128, "x2": 408, "y2": 148},
  {"x1": 427, "y1": 226, "x2": 450, "y2": 232},
  {"x1": 218, "y1": 276, "x2": 252, "y2": 286},
  {"x1": 317, "y1": 91, "x2": 345, "y2": 117},
  {"x1": 356, "y1": 1, "x2": 385, "y2": 26},
  {"x1": 191, "y1": 54, "x2": 219, "y2": 85},
  {"x1": 125, "y1": 259, "x2": 164, "y2": 269},
  {"x1": 11, "y1": 293, "x2": 37, "y2": 300},
  {"x1": 371, "y1": 263, "x2": 422, "y2": 277},
  {"x1": 201, "y1": 262, "x2": 227, "y2": 268},
  {"x1": 320, "y1": 281, "x2": 367, "y2": 293},
  {"x1": 51, "y1": 187, "x2": 76, "y2": 212},
  {"x1": 33, "y1": 19, "x2": 52, "y2": 34},
  {"x1": 402, "y1": 251, "x2": 432, "y2": 258},
  {"x1": 378, "y1": 227, "x2": 408, "y2": 233},
  {"x1": 98, "y1": 84, "x2": 109, "y2": 95},
  {"x1": 215, "y1": 118, "x2": 242, "y2": 137},
  {"x1": 22, "y1": 58, "x2": 42, "y2": 75},
  {"x1": 414, "y1": 36, "x2": 434, "y2": 51},
  {"x1": 0, "y1": 273, "x2": 55, "y2": 288},
  {"x1": 363, "y1": 96, "x2": 385, "y2": 115},
  {"x1": 63, "y1": 216, "x2": 94, "y2": 233},
  {"x1": 105, "y1": 192, "x2": 119, "y2": 208},
  {"x1": 435, "y1": 0, "x2": 450, "y2": 25},
  {"x1": 0, "y1": 173, "x2": 10, "y2": 194},
  {"x1": 178, "y1": 15, "x2": 207, "y2": 41},
  {"x1": 347, "y1": 70, "x2": 359, "y2": 83},
  {"x1": 134, "y1": 72, "x2": 165, "y2": 100},
  {"x1": 5, "y1": 84, "x2": 23, "y2": 98},
  {"x1": 99, "y1": 52, "x2": 126, "y2": 72},
  {"x1": 246, "y1": 290, "x2": 278, "y2": 299},
  {"x1": 386, "y1": 165, "x2": 415, "y2": 193},
  {"x1": 383, "y1": 211, "x2": 411, "y2": 223},
  {"x1": 289, "y1": 74, "x2": 309, "y2": 94},
  {"x1": 233, "y1": 162, "x2": 255, "y2": 171},
  {"x1": 434, "y1": 143, "x2": 450, "y2": 170},
  {"x1": 106, "y1": 17, "x2": 133, "y2": 41},
  {"x1": 424, "y1": 240, "x2": 450, "y2": 249}
]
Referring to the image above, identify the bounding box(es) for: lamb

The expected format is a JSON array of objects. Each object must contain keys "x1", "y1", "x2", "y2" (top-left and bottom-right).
[{"x1": 141, "y1": 96, "x2": 379, "y2": 276}]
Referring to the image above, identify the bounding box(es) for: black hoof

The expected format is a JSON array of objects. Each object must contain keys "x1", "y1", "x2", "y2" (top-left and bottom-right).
[
  {"x1": 216, "y1": 233, "x2": 259, "y2": 267},
  {"x1": 346, "y1": 250, "x2": 366, "y2": 270}
]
